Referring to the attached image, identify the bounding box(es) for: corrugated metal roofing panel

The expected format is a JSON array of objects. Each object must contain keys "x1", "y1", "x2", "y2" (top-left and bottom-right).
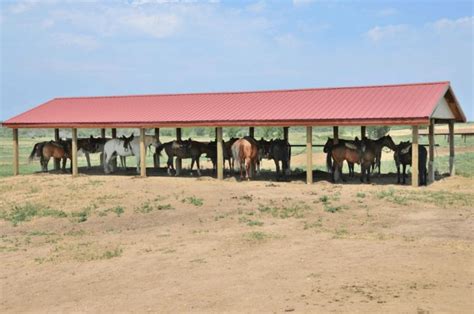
[{"x1": 3, "y1": 81, "x2": 465, "y2": 128}]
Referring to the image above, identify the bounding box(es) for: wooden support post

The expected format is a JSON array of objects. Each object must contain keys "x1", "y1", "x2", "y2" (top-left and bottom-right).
[
  {"x1": 428, "y1": 121, "x2": 435, "y2": 183},
  {"x1": 249, "y1": 127, "x2": 255, "y2": 138},
  {"x1": 54, "y1": 128, "x2": 60, "y2": 170},
  {"x1": 216, "y1": 127, "x2": 224, "y2": 180},
  {"x1": 449, "y1": 121, "x2": 455, "y2": 176},
  {"x1": 13, "y1": 129, "x2": 19, "y2": 176},
  {"x1": 306, "y1": 126, "x2": 313, "y2": 184},
  {"x1": 72, "y1": 128, "x2": 78, "y2": 176},
  {"x1": 333, "y1": 126, "x2": 339, "y2": 144},
  {"x1": 411, "y1": 126, "x2": 419, "y2": 187},
  {"x1": 283, "y1": 127, "x2": 289, "y2": 141},
  {"x1": 111, "y1": 128, "x2": 117, "y2": 168},
  {"x1": 153, "y1": 128, "x2": 160, "y2": 168},
  {"x1": 100, "y1": 128, "x2": 106, "y2": 166},
  {"x1": 361, "y1": 126, "x2": 366, "y2": 139},
  {"x1": 176, "y1": 128, "x2": 182, "y2": 173},
  {"x1": 140, "y1": 128, "x2": 146, "y2": 177}
]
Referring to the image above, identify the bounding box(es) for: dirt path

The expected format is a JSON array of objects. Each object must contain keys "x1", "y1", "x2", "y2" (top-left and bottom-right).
[{"x1": 1, "y1": 174, "x2": 473, "y2": 313}]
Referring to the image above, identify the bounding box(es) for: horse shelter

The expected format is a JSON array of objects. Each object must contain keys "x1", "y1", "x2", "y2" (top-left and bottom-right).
[{"x1": 3, "y1": 81, "x2": 466, "y2": 186}]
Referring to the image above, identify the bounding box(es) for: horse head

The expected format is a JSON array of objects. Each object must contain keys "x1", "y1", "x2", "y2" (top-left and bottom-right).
[
  {"x1": 384, "y1": 135, "x2": 397, "y2": 151},
  {"x1": 323, "y1": 137, "x2": 333, "y2": 153}
]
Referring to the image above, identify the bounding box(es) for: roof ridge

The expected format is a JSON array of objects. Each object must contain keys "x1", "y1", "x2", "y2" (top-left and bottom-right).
[{"x1": 53, "y1": 81, "x2": 450, "y2": 101}]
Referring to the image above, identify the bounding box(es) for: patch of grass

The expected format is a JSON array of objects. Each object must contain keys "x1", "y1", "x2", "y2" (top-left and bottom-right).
[
  {"x1": 70, "y1": 208, "x2": 91, "y2": 223},
  {"x1": 0, "y1": 203, "x2": 68, "y2": 226},
  {"x1": 63, "y1": 229, "x2": 86, "y2": 237},
  {"x1": 304, "y1": 218, "x2": 323, "y2": 230},
  {"x1": 27, "y1": 230, "x2": 56, "y2": 237},
  {"x1": 319, "y1": 195, "x2": 330, "y2": 203},
  {"x1": 409, "y1": 190, "x2": 474, "y2": 208},
  {"x1": 356, "y1": 192, "x2": 366, "y2": 198},
  {"x1": 376, "y1": 188, "x2": 408, "y2": 205},
  {"x1": 109, "y1": 206, "x2": 124, "y2": 217},
  {"x1": 333, "y1": 227, "x2": 349, "y2": 239},
  {"x1": 182, "y1": 196, "x2": 204, "y2": 207},
  {"x1": 324, "y1": 203, "x2": 342, "y2": 213},
  {"x1": 257, "y1": 202, "x2": 309, "y2": 219},
  {"x1": 244, "y1": 231, "x2": 269, "y2": 241},
  {"x1": 135, "y1": 201, "x2": 174, "y2": 213},
  {"x1": 239, "y1": 216, "x2": 264, "y2": 226},
  {"x1": 40, "y1": 243, "x2": 123, "y2": 263},
  {"x1": 102, "y1": 248, "x2": 123, "y2": 259}
]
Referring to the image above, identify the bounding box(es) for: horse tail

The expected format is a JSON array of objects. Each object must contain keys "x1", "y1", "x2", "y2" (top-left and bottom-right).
[
  {"x1": 156, "y1": 143, "x2": 166, "y2": 156},
  {"x1": 231, "y1": 143, "x2": 240, "y2": 170},
  {"x1": 326, "y1": 150, "x2": 332, "y2": 173},
  {"x1": 29, "y1": 143, "x2": 43, "y2": 162}
]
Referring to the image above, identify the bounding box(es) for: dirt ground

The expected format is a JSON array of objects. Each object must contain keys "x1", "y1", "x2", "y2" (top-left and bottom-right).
[{"x1": 1, "y1": 173, "x2": 473, "y2": 313}]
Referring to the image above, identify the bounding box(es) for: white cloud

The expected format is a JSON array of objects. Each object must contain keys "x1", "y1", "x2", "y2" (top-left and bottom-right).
[
  {"x1": 376, "y1": 8, "x2": 398, "y2": 17},
  {"x1": 274, "y1": 33, "x2": 300, "y2": 48},
  {"x1": 292, "y1": 0, "x2": 316, "y2": 6},
  {"x1": 52, "y1": 33, "x2": 100, "y2": 51},
  {"x1": 121, "y1": 12, "x2": 181, "y2": 38},
  {"x1": 366, "y1": 24, "x2": 408, "y2": 41},
  {"x1": 431, "y1": 16, "x2": 474, "y2": 31},
  {"x1": 8, "y1": 0, "x2": 59, "y2": 14},
  {"x1": 246, "y1": 1, "x2": 266, "y2": 13},
  {"x1": 41, "y1": 18, "x2": 55, "y2": 29}
]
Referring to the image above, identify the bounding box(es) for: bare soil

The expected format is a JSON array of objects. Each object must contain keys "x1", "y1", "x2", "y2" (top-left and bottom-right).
[{"x1": 1, "y1": 173, "x2": 473, "y2": 313}]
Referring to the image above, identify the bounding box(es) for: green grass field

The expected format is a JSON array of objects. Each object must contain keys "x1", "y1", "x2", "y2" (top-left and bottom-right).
[{"x1": 1, "y1": 124, "x2": 473, "y2": 178}]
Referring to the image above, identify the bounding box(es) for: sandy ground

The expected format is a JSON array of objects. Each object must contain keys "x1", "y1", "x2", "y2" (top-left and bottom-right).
[{"x1": 0, "y1": 173, "x2": 473, "y2": 313}]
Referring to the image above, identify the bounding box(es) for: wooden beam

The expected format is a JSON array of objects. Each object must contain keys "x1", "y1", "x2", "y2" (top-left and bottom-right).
[
  {"x1": 111, "y1": 128, "x2": 117, "y2": 138},
  {"x1": 333, "y1": 126, "x2": 339, "y2": 144},
  {"x1": 411, "y1": 126, "x2": 419, "y2": 187},
  {"x1": 306, "y1": 126, "x2": 313, "y2": 184},
  {"x1": 283, "y1": 127, "x2": 289, "y2": 141},
  {"x1": 13, "y1": 129, "x2": 19, "y2": 176},
  {"x1": 249, "y1": 127, "x2": 255, "y2": 138},
  {"x1": 216, "y1": 127, "x2": 224, "y2": 180},
  {"x1": 176, "y1": 128, "x2": 182, "y2": 174},
  {"x1": 361, "y1": 126, "x2": 366, "y2": 139},
  {"x1": 72, "y1": 128, "x2": 78, "y2": 176},
  {"x1": 428, "y1": 120, "x2": 435, "y2": 183},
  {"x1": 54, "y1": 128, "x2": 60, "y2": 170},
  {"x1": 140, "y1": 128, "x2": 146, "y2": 177},
  {"x1": 100, "y1": 128, "x2": 106, "y2": 166},
  {"x1": 153, "y1": 128, "x2": 160, "y2": 168},
  {"x1": 449, "y1": 121, "x2": 455, "y2": 176}
]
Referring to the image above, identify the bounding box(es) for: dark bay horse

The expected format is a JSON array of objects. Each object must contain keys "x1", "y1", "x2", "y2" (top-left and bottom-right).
[
  {"x1": 261, "y1": 139, "x2": 292, "y2": 179},
  {"x1": 29, "y1": 140, "x2": 71, "y2": 172},
  {"x1": 231, "y1": 137, "x2": 259, "y2": 180},
  {"x1": 370, "y1": 135, "x2": 398, "y2": 175},
  {"x1": 157, "y1": 139, "x2": 211, "y2": 176},
  {"x1": 394, "y1": 141, "x2": 427, "y2": 185},
  {"x1": 207, "y1": 138, "x2": 238, "y2": 174}
]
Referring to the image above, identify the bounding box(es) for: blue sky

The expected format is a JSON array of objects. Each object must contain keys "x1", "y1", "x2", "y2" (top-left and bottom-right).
[{"x1": 1, "y1": 0, "x2": 473, "y2": 121}]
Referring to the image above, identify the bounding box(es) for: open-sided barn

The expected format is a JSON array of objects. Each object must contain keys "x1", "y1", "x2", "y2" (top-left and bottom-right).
[{"x1": 3, "y1": 81, "x2": 466, "y2": 186}]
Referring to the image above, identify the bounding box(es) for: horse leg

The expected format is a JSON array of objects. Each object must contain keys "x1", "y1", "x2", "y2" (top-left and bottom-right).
[
  {"x1": 245, "y1": 158, "x2": 251, "y2": 180},
  {"x1": 274, "y1": 159, "x2": 280, "y2": 179},
  {"x1": 402, "y1": 164, "x2": 407, "y2": 185},
  {"x1": 167, "y1": 157, "x2": 173, "y2": 176},
  {"x1": 366, "y1": 163, "x2": 371, "y2": 183},
  {"x1": 360, "y1": 164, "x2": 365, "y2": 183},
  {"x1": 195, "y1": 157, "x2": 202, "y2": 176},
  {"x1": 136, "y1": 153, "x2": 140, "y2": 174},
  {"x1": 86, "y1": 152, "x2": 91, "y2": 169},
  {"x1": 396, "y1": 163, "x2": 401, "y2": 184}
]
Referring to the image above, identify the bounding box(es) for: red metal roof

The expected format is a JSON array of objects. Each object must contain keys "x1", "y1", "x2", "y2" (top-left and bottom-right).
[{"x1": 3, "y1": 81, "x2": 465, "y2": 128}]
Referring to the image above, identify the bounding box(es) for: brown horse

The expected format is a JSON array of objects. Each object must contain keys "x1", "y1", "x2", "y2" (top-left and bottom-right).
[
  {"x1": 29, "y1": 140, "x2": 71, "y2": 172},
  {"x1": 157, "y1": 139, "x2": 211, "y2": 176},
  {"x1": 330, "y1": 138, "x2": 376, "y2": 183},
  {"x1": 370, "y1": 135, "x2": 398, "y2": 175},
  {"x1": 231, "y1": 137, "x2": 259, "y2": 180}
]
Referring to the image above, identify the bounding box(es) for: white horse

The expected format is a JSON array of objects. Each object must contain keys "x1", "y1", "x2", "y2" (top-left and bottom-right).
[{"x1": 103, "y1": 135, "x2": 160, "y2": 174}]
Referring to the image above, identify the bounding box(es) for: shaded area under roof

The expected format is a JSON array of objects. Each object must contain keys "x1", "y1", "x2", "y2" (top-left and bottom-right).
[{"x1": 3, "y1": 81, "x2": 466, "y2": 128}]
